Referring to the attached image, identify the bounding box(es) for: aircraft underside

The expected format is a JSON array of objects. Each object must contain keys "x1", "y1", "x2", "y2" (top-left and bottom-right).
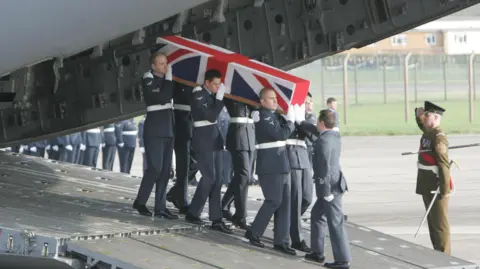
[{"x1": 0, "y1": 0, "x2": 479, "y2": 147}]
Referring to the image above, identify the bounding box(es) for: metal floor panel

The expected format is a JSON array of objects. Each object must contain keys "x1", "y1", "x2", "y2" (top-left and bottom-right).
[{"x1": 0, "y1": 152, "x2": 478, "y2": 269}]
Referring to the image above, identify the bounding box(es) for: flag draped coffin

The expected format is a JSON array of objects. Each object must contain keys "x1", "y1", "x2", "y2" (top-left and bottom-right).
[{"x1": 156, "y1": 36, "x2": 310, "y2": 111}]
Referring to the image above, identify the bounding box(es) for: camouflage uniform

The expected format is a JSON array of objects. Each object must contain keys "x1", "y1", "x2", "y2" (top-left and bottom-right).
[{"x1": 415, "y1": 101, "x2": 451, "y2": 255}]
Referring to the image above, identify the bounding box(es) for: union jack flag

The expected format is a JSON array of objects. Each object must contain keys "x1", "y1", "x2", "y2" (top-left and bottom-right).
[{"x1": 155, "y1": 36, "x2": 310, "y2": 111}]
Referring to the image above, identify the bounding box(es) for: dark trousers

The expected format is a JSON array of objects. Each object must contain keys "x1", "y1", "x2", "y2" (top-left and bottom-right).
[
  {"x1": 83, "y1": 146, "x2": 99, "y2": 168},
  {"x1": 188, "y1": 149, "x2": 223, "y2": 221},
  {"x1": 188, "y1": 147, "x2": 199, "y2": 182},
  {"x1": 102, "y1": 145, "x2": 116, "y2": 170},
  {"x1": 136, "y1": 138, "x2": 174, "y2": 212},
  {"x1": 221, "y1": 150, "x2": 252, "y2": 220},
  {"x1": 58, "y1": 147, "x2": 70, "y2": 162},
  {"x1": 48, "y1": 149, "x2": 60, "y2": 160},
  {"x1": 167, "y1": 137, "x2": 191, "y2": 207},
  {"x1": 118, "y1": 146, "x2": 135, "y2": 173},
  {"x1": 290, "y1": 168, "x2": 313, "y2": 244}
]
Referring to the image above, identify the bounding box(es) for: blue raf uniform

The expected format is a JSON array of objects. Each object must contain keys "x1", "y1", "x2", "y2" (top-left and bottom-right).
[
  {"x1": 137, "y1": 116, "x2": 146, "y2": 172},
  {"x1": 115, "y1": 119, "x2": 137, "y2": 174},
  {"x1": 46, "y1": 138, "x2": 60, "y2": 160},
  {"x1": 244, "y1": 105, "x2": 296, "y2": 255},
  {"x1": 218, "y1": 106, "x2": 232, "y2": 186},
  {"x1": 185, "y1": 82, "x2": 232, "y2": 234},
  {"x1": 56, "y1": 135, "x2": 72, "y2": 162},
  {"x1": 27, "y1": 140, "x2": 47, "y2": 158},
  {"x1": 81, "y1": 127, "x2": 102, "y2": 168},
  {"x1": 69, "y1": 132, "x2": 83, "y2": 164},
  {"x1": 305, "y1": 111, "x2": 317, "y2": 166},
  {"x1": 133, "y1": 66, "x2": 177, "y2": 220},
  {"x1": 166, "y1": 82, "x2": 194, "y2": 213},
  {"x1": 286, "y1": 110, "x2": 314, "y2": 252},
  {"x1": 221, "y1": 99, "x2": 256, "y2": 229},
  {"x1": 101, "y1": 123, "x2": 117, "y2": 170}
]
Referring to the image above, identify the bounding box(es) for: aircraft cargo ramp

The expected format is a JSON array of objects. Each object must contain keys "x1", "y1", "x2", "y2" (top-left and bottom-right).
[{"x1": 0, "y1": 152, "x2": 477, "y2": 269}]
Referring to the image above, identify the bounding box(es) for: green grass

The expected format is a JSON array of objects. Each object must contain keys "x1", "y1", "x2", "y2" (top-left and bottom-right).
[{"x1": 318, "y1": 98, "x2": 480, "y2": 136}]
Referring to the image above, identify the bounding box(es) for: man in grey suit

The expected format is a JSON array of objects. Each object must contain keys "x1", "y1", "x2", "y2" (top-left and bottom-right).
[{"x1": 305, "y1": 109, "x2": 351, "y2": 269}]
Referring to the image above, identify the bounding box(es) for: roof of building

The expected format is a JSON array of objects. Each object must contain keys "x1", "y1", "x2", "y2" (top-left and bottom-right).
[{"x1": 413, "y1": 5, "x2": 480, "y2": 31}]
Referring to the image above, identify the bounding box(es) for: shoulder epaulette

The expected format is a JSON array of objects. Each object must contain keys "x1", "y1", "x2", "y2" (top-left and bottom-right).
[{"x1": 437, "y1": 133, "x2": 445, "y2": 136}]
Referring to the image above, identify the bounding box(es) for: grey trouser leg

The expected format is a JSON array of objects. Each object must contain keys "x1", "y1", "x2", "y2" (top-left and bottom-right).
[
  {"x1": 188, "y1": 150, "x2": 223, "y2": 221},
  {"x1": 251, "y1": 173, "x2": 291, "y2": 245},
  {"x1": 301, "y1": 168, "x2": 313, "y2": 215},
  {"x1": 290, "y1": 169, "x2": 304, "y2": 244},
  {"x1": 311, "y1": 192, "x2": 351, "y2": 262}
]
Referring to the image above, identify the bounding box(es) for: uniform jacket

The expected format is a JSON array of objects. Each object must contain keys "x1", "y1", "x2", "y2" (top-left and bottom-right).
[
  {"x1": 56, "y1": 135, "x2": 71, "y2": 146},
  {"x1": 313, "y1": 130, "x2": 348, "y2": 197},
  {"x1": 102, "y1": 124, "x2": 116, "y2": 146},
  {"x1": 115, "y1": 119, "x2": 138, "y2": 148},
  {"x1": 253, "y1": 108, "x2": 295, "y2": 175},
  {"x1": 329, "y1": 108, "x2": 340, "y2": 128},
  {"x1": 415, "y1": 116, "x2": 451, "y2": 196},
  {"x1": 286, "y1": 123, "x2": 311, "y2": 169},
  {"x1": 190, "y1": 86, "x2": 224, "y2": 152},
  {"x1": 69, "y1": 132, "x2": 83, "y2": 146},
  {"x1": 224, "y1": 99, "x2": 256, "y2": 151},
  {"x1": 218, "y1": 107, "x2": 230, "y2": 148},
  {"x1": 173, "y1": 82, "x2": 193, "y2": 140},
  {"x1": 142, "y1": 70, "x2": 174, "y2": 138},
  {"x1": 29, "y1": 140, "x2": 47, "y2": 148},
  {"x1": 81, "y1": 128, "x2": 102, "y2": 147}
]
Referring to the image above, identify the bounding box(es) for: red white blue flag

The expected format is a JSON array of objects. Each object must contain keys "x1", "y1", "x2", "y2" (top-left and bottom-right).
[{"x1": 156, "y1": 36, "x2": 310, "y2": 111}]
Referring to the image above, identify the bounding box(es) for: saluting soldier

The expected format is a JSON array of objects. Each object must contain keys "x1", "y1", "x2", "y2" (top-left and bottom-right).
[
  {"x1": 244, "y1": 88, "x2": 297, "y2": 255},
  {"x1": 133, "y1": 52, "x2": 177, "y2": 220},
  {"x1": 81, "y1": 127, "x2": 102, "y2": 168},
  {"x1": 306, "y1": 109, "x2": 351, "y2": 268},
  {"x1": 221, "y1": 99, "x2": 256, "y2": 229},
  {"x1": 101, "y1": 123, "x2": 117, "y2": 171},
  {"x1": 166, "y1": 82, "x2": 194, "y2": 214},
  {"x1": 185, "y1": 69, "x2": 232, "y2": 234},
  {"x1": 414, "y1": 101, "x2": 452, "y2": 255},
  {"x1": 115, "y1": 119, "x2": 137, "y2": 174}
]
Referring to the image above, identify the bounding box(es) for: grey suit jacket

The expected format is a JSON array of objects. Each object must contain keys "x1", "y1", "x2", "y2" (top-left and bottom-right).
[{"x1": 313, "y1": 130, "x2": 348, "y2": 197}]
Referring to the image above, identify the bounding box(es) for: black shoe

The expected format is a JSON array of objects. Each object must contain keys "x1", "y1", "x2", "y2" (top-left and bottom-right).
[
  {"x1": 185, "y1": 213, "x2": 205, "y2": 225},
  {"x1": 273, "y1": 244, "x2": 297, "y2": 256},
  {"x1": 211, "y1": 220, "x2": 234, "y2": 234},
  {"x1": 291, "y1": 240, "x2": 311, "y2": 252},
  {"x1": 222, "y1": 210, "x2": 233, "y2": 221},
  {"x1": 166, "y1": 195, "x2": 180, "y2": 209},
  {"x1": 154, "y1": 209, "x2": 179, "y2": 220},
  {"x1": 324, "y1": 262, "x2": 350, "y2": 269},
  {"x1": 304, "y1": 252, "x2": 325, "y2": 263},
  {"x1": 132, "y1": 200, "x2": 152, "y2": 216},
  {"x1": 244, "y1": 230, "x2": 264, "y2": 248},
  {"x1": 232, "y1": 217, "x2": 249, "y2": 230}
]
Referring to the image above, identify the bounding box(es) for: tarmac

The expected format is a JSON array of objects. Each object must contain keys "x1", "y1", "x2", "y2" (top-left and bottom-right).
[{"x1": 116, "y1": 134, "x2": 480, "y2": 265}]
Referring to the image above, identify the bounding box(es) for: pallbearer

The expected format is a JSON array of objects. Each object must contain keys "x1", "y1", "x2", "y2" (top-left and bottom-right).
[{"x1": 133, "y1": 52, "x2": 177, "y2": 220}]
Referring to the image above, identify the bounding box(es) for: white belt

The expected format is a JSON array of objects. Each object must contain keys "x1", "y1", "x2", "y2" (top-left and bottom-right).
[
  {"x1": 173, "y1": 104, "x2": 191, "y2": 111},
  {"x1": 147, "y1": 103, "x2": 173, "y2": 112},
  {"x1": 86, "y1": 128, "x2": 101, "y2": 133},
  {"x1": 286, "y1": 139, "x2": 307, "y2": 148},
  {"x1": 123, "y1": 131, "x2": 138, "y2": 136},
  {"x1": 103, "y1": 127, "x2": 114, "y2": 132},
  {"x1": 230, "y1": 117, "x2": 254, "y2": 124},
  {"x1": 255, "y1": 141, "x2": 286, "y2": 150},
  {"x1": 417, "y1": 163, "x2": 439, "y2": 176},
  {"x1": 193, "y1": 120, "x2": 217, "y2": 127}
]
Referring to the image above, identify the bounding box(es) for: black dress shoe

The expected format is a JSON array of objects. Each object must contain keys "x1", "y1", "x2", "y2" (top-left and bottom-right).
[
  {"x1": 132, "y1": 200, "x2": 152, "y2": 216},
  {"x1": 185, "y1": 213, "x2": 205, "y2": 225},
  {"x1": 166, "y1": 195, "x2": 180, "y2": 209},
  {"x1": 291, "y1": 240, "x2": 311, "y2": 252},
  {"x1": 273, "y1": 244, "x2": 297, "y2": 256},
  {"x1": 222, "y1": 210, "x2": 233, "y2": 221},
  {"x1": 244, "y1": 230, "x2": 264, "y2": 248},
  {"x1": 154, "y1": 209, "x2": 179, "y2": 220},
  {"x1": 232, "y1": 218, "x2": 249, "y2": 230},
  {"x1": 304, "y1": 252, "x2": 325, "y2": 263},
  {"x1": 211, "y1": 220, "x2": 233, "y2": 234},
  {"x1": 324, "y1": 262, "x2": 350, "y2": 269}
]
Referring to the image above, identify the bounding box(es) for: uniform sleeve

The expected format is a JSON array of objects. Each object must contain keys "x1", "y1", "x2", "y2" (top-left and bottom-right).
[
  {"x1": 191, "y1": 92, "x2": 224, "y2": 123},
  {"x1": 434, "y1": 133, "x2": 450, "y2": 195},
  {"x1": 142, "y1": 72, "x2": 174, "y2": 105},
  {"x1": 415, "y1": 114, "x2": 426, "y2": 132},
  {"x1": 115, "y1": 122, "x2": 124, "y2": 144},
  {"x1": 257, "y1": 112, "x2": 295, "y2": 141},
  {"x1": 313, "y1": 137, "x2": 332, "y2": 197},
  {"x1": 81, "y1": 131, "x2": 86, "y2": 143},
  {"x1": 297, "y1": 121, "x2": 319, "y2": 141}
]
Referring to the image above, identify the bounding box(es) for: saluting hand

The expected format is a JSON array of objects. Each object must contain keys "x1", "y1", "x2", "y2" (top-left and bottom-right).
[
  {"x1": 415, "y1": 107, "x2": 424, "y2": 117},
  {"x1": 165, "y1": 65, "x2": 173, "y2": 81}
]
